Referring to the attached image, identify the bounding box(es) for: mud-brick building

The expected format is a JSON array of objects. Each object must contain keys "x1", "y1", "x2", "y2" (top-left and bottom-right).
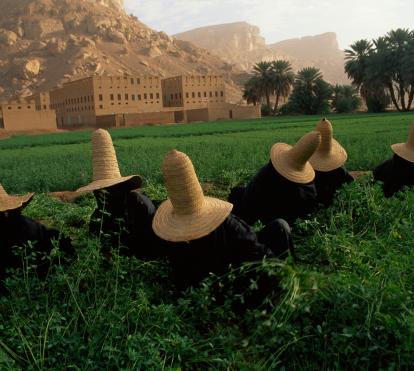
[
  {"x1": 0, "y1": 99, "x2": 56, "y2": 132},
  {"x1": 49, "y1": 75, "x2": 174, "y2": 129},
  {"x1": 162, "y1": 75, "x2": 260, "y2": 123},
  {"x1": 162, "y1": 75, "x2": 226, "y2": 109}
]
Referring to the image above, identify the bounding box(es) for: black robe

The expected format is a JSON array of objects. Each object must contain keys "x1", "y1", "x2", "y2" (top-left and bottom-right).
[
  {"x1": 0, "y1": 211, "x2": 74, "y2": 283},
  {"x1": 89, "y1": 184, "x2": 161, "y2": 259},
  {"x1": 314, "y1": 167, "x2": 354, "y2": 206},
  {"x1": 162, "y1": 215, "x2": 292, "y2": 291},
  {"x1": 229, "y1": 161, "x2": 318, "y2": 226},
  {"x1": 373, "y1": 154, "x2": 414, "y2": 197}
]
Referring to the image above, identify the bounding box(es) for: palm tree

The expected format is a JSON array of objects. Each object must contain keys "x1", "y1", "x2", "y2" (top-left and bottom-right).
[
  {"x1": 252, "y1": 61, "x2": 273, "y2": 111},
  {"x1": 270, "y1": 60, "x2": 294, "y2": 112},
  {"x1": 288, "y1": 67, "x2": 331, "y2": 115},
  {"x1": 344, "y1": 39, "x2": 373, "y2": 100},
  {"x1": 242, "y1": 76, "x2": 260, "y2": 106},
  {"x1": 345, "y1": 39, "x2": 390, "y2": 112},
  {"x1": 384, "y1": 28, "x2": 414, "y2": 111},
  {"x1": 295, "y1": 67, "x2": 324, "y2": 92}
]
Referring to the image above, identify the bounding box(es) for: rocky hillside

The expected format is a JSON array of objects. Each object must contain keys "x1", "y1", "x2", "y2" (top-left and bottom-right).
[
  {"x1": 0, "y1": 0, "x2": 242, "y2": 102},
  {"x1": 175, "y1": 23, "x2": 349, "y2": 84}
]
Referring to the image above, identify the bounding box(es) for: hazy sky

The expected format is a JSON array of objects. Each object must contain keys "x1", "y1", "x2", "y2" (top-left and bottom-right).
[{"x1": 124, "y1": 0, "x2": 413, "y2": 49}]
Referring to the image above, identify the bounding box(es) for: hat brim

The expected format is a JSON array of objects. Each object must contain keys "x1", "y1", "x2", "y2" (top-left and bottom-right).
[
  {"x1": 309, "y1": 139, "x2": 348, "y2": 171},
  {"x1": 270, "y1": 143, "x2": 315, "y2": 184},
  {"x1": 152, "y1": 197, "x2": 233, "y2": 242},
  {"x1": 0, "y1": 193, "x2": 34, "y2": 212},
  {"x1": 391, "y1": 143, "x2": 414, "y2": 163},
  {"x1": 76, "y1": 175, "x2": 141, "y2": 193}
]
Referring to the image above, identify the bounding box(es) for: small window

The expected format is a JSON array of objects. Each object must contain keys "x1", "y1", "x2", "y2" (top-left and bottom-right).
[
  {"x1": 209, "y1": 92, "x2": 213, "y2": 97},
  {"x1": 99, "y1": 105, "x2": 103, "y2": 109},
  {"x1": 198, "y1": 92, "x2": 201, "y2": 98},
  {"x1": 43, "y1": 105, "x2": 46, "y2": 110},
  {"x1": 8, "y1": 106, "x2": 11, "y2": 110},
  {"x1": 110, "y1": 94, "x2": 114, "y2": 101},
  {"x1": 144, "y1": 93, "x2": 147, "y2": 100},
  {"x1": 138, "y1": 94, "x2": 142, "y2": 101},
  {"x1": 117, "y1": 94, "x2": 121, "y2": 100},
  {"x1": 125, "y1": 94, "x2": 128, "y2": 100},
  {"x1": 220, "y1": 91, "x2": 224, "y2": 97},
  {"x1": 186, "y1": 92, "x2": 189, "y2": 98},
  {"x1": 156, "y1": 93, "x2": 160, "y2": 99},
  {"x1": 132, "y1": 94, "x2": 135, "y2": 101},
  {"x1": 204, "y1": 92, "x2": 207, "y2": 97},
  {"x1": 27, "y1": 106, "x2": 31, "y2": 109},
  {"x1": 99, "y1": 94, "x2": 103, "y2": 101},
  {"x1": 192, "y1": 92, "x2": 195, "y2": 98},
  {"x1": 137, "y1": 78, "x2": 140, "y2": 84},
  {"x1": 215, "y1": 91, "x2": 218, "y2": 97}
]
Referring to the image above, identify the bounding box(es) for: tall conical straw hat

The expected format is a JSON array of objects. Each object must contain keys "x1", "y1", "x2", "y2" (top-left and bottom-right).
[
  {"x1": 152, "y1": 150, "x2": 233, "y2": 242},
  {"x1": 309, "y1": 118, "x2": 348, "y2": 171},
  {"x1": 0, "y1": 184, "x2": 33, "y2": 212},
  {"x1": 270, "y1": 131, "x2": 321, "y2": 184},
  {"x1": 391, "y1": 123, "x2": 414, "y2": 163},
  {"x1": 77, "y1": 129, "x2": 141, "y2": 192}
]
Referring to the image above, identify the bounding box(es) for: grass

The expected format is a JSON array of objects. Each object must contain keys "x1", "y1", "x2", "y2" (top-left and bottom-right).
[
  {"x1": 1, "y1": 112, "x2": 413, "y2": 193},
  {"x1": 0, "y1": 112, "x2": 414, "y2": 369}
]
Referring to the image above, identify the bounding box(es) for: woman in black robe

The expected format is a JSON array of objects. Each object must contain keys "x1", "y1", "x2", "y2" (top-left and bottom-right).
[
  {"x1": 152, "y1": 150, "x2": 294, "y2": 292},
  {"x1": 229, "y1": 131, "x2": 321, "y2": 226},
  {"x1": 0, "y1": 185, "x2": 74, "y2": 285},
  {"x1": 373, "y1": 124, "x2": 414, "y2": 197},
  {"x1": 309, "y1": 118, "x2": 353, "y2": 206},
  {"x1": 78, "y1": 128, "x2": 159, "y2": 259}
]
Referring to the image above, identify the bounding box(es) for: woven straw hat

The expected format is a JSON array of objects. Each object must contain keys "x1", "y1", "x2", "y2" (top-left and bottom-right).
[
  {"x1": 270, "y1": 131, "x2": 321, "y2": 184},
  {"x1": 0, "y1": 184, "x2": 33, "y2": 212},
  {"x1": 152, "y1": 150, "x2": 233, "y2": 242},
  {"x1": 391, "y1": 123, "x2": 414, "y2": 163},
  {"x1": 77, "y1": 129, "x2": 141, "y2": 193},
  {"x1": 309, "y1": 118, "x2": 348, "y2": 171}
]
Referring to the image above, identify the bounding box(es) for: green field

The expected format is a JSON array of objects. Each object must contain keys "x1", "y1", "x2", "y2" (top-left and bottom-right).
[
  {"x1": 1, "y1": 112, "x2": 414, "y2": 369},
  {"x1": 1, "y1": 112, "x2": 413, "y2": 194}
]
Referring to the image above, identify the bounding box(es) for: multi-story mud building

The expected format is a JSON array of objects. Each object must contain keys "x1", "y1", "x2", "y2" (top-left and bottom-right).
[
  {"x1": 0, "y1": 74, "x2": 260, "y2": 132},
  {"x1": 49, "y1": 75, "x2": 173, "y2": 128}
]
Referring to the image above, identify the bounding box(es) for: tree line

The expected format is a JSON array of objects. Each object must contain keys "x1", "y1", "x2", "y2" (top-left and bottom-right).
[{"x1": 243, "y1": 28, "x2": 414, "y2": 115}]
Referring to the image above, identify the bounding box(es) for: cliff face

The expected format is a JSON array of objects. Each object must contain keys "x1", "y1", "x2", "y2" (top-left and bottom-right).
[
  {"x1": 0, "y1": 0, "x2": 242, "y2": 102},
  {"x1": 175, "y1": 23, "x2": 349, "y2": 84},
  {"x1": 175, "y1": 22, "x2": 266, "y2": 54}
]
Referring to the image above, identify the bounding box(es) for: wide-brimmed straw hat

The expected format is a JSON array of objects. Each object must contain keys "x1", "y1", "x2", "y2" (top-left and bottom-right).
[
  {"x1": 391, "y1": 123, "x2": 414, "y2": 163},
  {"x1": 309, "y1": 118, "x2": 348, "y2": 172},
  {"x1": 152, "y1": 150, "x2": 233, "y2": 242},
  {"x1": 270, "y1": 131, "x2": 321, "y2": 184},
  {"x1": 0, "y1": 184, "x2": 33, "y2": 212},
  {"x1": 77, "y1": 129, "x2": 141, "y2": 193}
]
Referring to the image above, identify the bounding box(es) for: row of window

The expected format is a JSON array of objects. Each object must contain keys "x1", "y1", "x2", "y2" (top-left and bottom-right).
[
  {"x1": 166, "y1": 91, "x2": 224, "y2": 101},
  {"x1": 101, "y1": 93, "x2": 161, "y2": 101},
  {"x1": 65, "y1": 105, "x2": 94, "y2": 113},
  {"x1": 6, "y1": 105, "x2": 32, "y2": 110},
  {"x1": 184, "y1": 76, "x2": 221, "y2": 84},
  {"x1": 101, "y1": 77, "x2": 160, "y2": 85}
]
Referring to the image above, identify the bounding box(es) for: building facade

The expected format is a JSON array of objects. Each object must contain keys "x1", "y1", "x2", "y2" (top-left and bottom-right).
[
  {"x1": 0, "y1": 100, "x2": 56, "y2": 132},
  {"x1": 162, "y1": 75, "x2": 226, "y2": 109},
  {"x1": 49, "y1": 75, "x2": 163, "y2": 128}
]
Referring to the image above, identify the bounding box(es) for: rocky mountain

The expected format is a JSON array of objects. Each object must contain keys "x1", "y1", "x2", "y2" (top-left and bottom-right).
[
  {"x1": 175, "y1": 23, "x2": 349, "y2": 84},
  {"x1": 0, "y1": 0, "x2": 242, "y2": 102}
]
